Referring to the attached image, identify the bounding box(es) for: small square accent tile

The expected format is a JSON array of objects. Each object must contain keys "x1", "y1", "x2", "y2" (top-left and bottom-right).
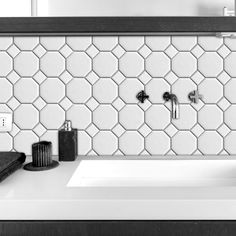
[
  {"x1": 60, "y1": 71, "x2": 73, "y2": 84},
  {"x1": 86, "y1": 98, "x2": 99, "y2": 111},
  {"x1": 60, "y1": 44, "x2": 73, "y2": 58},
  {"x1": 218, "y1": 45, "x2": 231, "y2": 58},
  {"x1": 86, "y1": 124, "x2": 99, "y2": 137},
  {"x1": 7, "y1": 97, "x2": 20, "y2": 110},
  {"x1": 7, "y1": 71, "x2": 20, "y2": 84},
  {"x1": 217, "y1": 124, "x2": 231, "y2": 137},
  {"x1": 138, "y1": 124, "x2": 152, "y2": 137},
  {"x1": 33, "y1": 97, "x2": 46, "y2": 110},
  {"x1": 139, "y1": 45, "x2": 152, "y2": 58},
  {"x1": 60, "y1": 98, "x2": 73, "y2": 110},
  {"x1": 218, "y1": 71, "x2": 231, "y2": 85},
  {"x1": 33, "y1": 71, "x2": 47, "y2": 84},
  {"x1": 165, "y1": 45, "x2": 178, "y2": 58},
  {"x1": 33, "y1": 123, "x2": 46, "y2": 137},
  {"x1": 112, "y1": 45, "x2": 125, "y2": 58},
  {"x1": 86, "y1": 45, "x2": 99, "y2": 58},
  {"x1": 217, "y1": 98, "x2": 231, "y2": 111},
  {"x1": 139, "y1": 72, "x2": 152, "y2": 85},
  {"x1": 191, "y1": 45, "x2": 204, "y2": 58},
  {"x1": 112, "y1": 124, "x2": 125, "y2": 137},
  {"x1": 33, "y1": 44, "x2": 47, "y2": 58},
  {"x1": 191, "y1": 124, "x2": 204, "y2": 137},
  {"x1": 165, "y1": 72, "x2": 178, "y2": 85},
  {"x1": 86, "y1": 71, "x2": 99, "y2": 85},
  {"x1": 112, "y1": 98, "x2": 125, "y2": 111},
  {"x1": 165, "y1": 124, "x2": 178, "y2": 137},
  {"x1": 7, "y1": 45, "x2": 20, "y2": 57}
]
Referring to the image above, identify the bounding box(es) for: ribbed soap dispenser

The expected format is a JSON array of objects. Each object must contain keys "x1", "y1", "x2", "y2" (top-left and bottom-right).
[{"x1": 59, "y1": 120, "x2": 78, "y2": 162}]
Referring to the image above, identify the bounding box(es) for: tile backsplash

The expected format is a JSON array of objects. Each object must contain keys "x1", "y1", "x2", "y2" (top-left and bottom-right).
[{"x1": 0, "y1": 36, "x2": 236, "y2": 156}]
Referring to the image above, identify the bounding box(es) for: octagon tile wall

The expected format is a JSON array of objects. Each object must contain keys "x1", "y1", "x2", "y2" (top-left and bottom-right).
[{"x1": 0, "y1": 36, "x2": 236, "y2": 156}]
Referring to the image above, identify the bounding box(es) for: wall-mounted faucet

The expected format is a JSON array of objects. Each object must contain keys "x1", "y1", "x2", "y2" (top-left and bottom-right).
[{"x1": 163, "y1": 92, "x2": 179, "y2": 120}]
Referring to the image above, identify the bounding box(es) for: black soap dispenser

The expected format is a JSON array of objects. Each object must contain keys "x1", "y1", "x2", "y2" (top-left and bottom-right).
[{"x1": 59, "y1": 120, "x2": 78, "y2": 162}]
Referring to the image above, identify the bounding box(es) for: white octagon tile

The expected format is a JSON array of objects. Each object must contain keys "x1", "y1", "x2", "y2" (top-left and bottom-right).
[
  {"x1": 146, "y1": 52, "x2": 170, "y2": 77},
  {"x1": 0, "y1": 133, "x2": 12, "y2": 151},
  {"x1": 0, "y1": 78, "x2": 12, "y2": 102},
  {"x1": 172, "y1": 36, "x2": 197, "y2": 51},
  {"x1": 0, "y1": 52, "x2": 12, "y2": 76},
  {"x1": 67, "y1": 78, "x2": 91, "y2": 103},
  {"x1": 41, "y1": 78, "x2": 65, "y2": 103},
  {"x1": 14, "y1": 104, "x2": 39, "y2": 129},
  {"x1": 66, "y1": 37, "x2": 92, "y2": 51},
  {"x1": 14, "y1": 131, "x2": 39, "y2": 155},
  {"x1": 172, "y1": 78, "x2": 197, "y2": 103},
  {"x1": 225, "y1": 53, "x2": 236, "y2": 77},
  {"x1": 14, "y1": 52, "x2": 39, "y2": 77},
  {"x1": 93, "y1": 37, "x2": 118, "y2": 51},
  {"x1": 173, "y1": 105, "x2": 197, "y2": 130},
  {"x1": 40, "y1": 104, "x2": 65, "y2": 129},
  {"x1": 145, "y1": 36, "x2": 170, "y2": 51},
  {"x1": 120, "y1": 105, "x2": 144, "y2": 130},
  {"x1": 172, "y1": 131, "x2": 197, "y2": 155},
  {"x1": 225, "y1": 79, "x2": 236, "y2": 103},
  {"x1": 146, "y1": 131, "x2": 170, "y2": 155},
  {"x1": 146, "y1": 105, "x2": 170, "y2": 129},
  {"x1": 172, "y1": 52, "x2": 197, "y2": 77},
  {"x1": 199, "y1": 105, "x2": 223, "y2": 129},
  {"x1": 67, "y1": 105, "x2": 91, "y2": 129},
  {"x1": 120, "y1": 131, "x2": 144, "y2": 155},
  {"x1": 119, "y1": 36, "x2": 144, "y2": 51},
  {"x1": 93, "y1": 79, "x2": 118, "y2": 103},
  {"x1": 40, "y1": 37, "x2": 65, "y2": 50},
  {"x1": 14, "y1": 78, "x2": 39, "y2": 103},
  {"x1": 199, "y1": 131, "x2": 223, "y2": 155},
  {"x1": 198, "y1": 36, "x2": 223, "y2": 51},
  {"x1": 199, "y1": 79, "x2": 223, "y2": 103},
  {"x1": 67, "y1": 52, "x2": 91, "y2": 77},
  {"x1": 41, "y1": 52, "x2": 65, "y2": 77},
  {"x1": 225, "y1": 132, "x2": 236, "y2": 154},
  {"x1": 93, "y1": 131, "x2": 118, "y2": 155},
  {"x1": 119, "y1": 79, "x2": 143, "y2": 103},
  {"x1": 93, "y1": 52, "x2": 118, "y2": 77},
  {"x1": 120, "y1": 52, "x2": 144, "y2": 77},
  {"x1": 14, "y1": 37, "x2": 39, "y2": 50},
  {"x1": 198, "y1": 52, "x2": 223, "y2": 77},
  {"x1": 225, "y1": 105, "x2": 236, "y2": 129},
  {"x1": 0, "y1": 37, "x2": 12, "y2": 50},
  {"x1": 93, "y1": 105, "x2": 118, "y2": 130}
]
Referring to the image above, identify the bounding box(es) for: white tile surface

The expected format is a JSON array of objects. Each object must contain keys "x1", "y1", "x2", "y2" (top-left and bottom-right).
[
  {"x1": 120, "y1": 52, "x2": 144, "y2": 77},
  {"x1": 1, "y1": 36, "x2": 236, "y2": 156}
]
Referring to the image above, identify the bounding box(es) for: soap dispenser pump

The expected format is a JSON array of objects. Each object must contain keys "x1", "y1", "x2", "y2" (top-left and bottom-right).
[{"x1": 59, "y1": 120, "x2": 78, "y2": 162}]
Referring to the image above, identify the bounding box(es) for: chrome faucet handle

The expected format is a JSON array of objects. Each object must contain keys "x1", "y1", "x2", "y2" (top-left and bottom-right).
[{"x1": 188, "y1": 90, "x2": 203, "y2": 104}]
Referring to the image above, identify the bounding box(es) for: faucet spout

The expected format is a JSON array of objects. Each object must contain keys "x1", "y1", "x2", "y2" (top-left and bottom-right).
[{"x1": 163, "y1": 92, "x2": 179, "y2": 120}]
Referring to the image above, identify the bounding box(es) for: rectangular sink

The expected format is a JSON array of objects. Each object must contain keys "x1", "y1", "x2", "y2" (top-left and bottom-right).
[{"x1": 67, "y1": 159, "x2": 236, "y2": 187}]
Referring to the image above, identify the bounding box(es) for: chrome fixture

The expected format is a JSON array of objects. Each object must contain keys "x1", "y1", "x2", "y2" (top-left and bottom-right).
[
  {"x1": 188, "y1": 90, "x2": 203, "y2": 104},
  {"x1": 136, "y1": 90, "x2": 149, "y2": 103},
  {"x1": 163, "y1": 92, "x2": 179, "y2": 120}
]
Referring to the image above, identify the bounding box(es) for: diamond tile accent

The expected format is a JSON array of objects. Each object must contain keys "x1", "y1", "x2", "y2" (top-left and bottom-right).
[{"x1": 1, "y1": 35, "x2": 236, "y2": 156}]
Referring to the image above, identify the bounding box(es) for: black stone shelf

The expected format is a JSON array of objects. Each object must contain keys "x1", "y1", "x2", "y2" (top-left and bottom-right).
[{"x1": 0, "y1": 17, "x2": 236, "y2": 35}]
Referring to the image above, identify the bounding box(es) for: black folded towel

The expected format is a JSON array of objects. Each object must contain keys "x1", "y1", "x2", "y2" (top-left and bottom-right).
[{"x1": 0, "y1": 152, "x2": 26, "y2": 182}]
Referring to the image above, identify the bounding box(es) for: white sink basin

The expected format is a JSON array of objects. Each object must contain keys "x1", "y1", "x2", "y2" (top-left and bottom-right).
[{"x1": 67, "y1": 158, "x2": 236, "y2": 187}]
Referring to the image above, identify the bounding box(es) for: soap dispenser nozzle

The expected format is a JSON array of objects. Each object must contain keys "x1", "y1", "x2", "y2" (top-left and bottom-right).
[{"x1": 63, "y1": 120, "x2": 72, "y2": 131}]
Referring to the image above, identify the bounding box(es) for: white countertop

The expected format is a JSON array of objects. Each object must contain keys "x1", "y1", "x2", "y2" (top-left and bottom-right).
[{"x1": 2, "y1": 156, "x2": 236, "y2": 220}]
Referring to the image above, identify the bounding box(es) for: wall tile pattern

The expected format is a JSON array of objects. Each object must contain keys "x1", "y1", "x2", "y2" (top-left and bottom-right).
[{"x1": 0, "y1": 36, "x2": 236, "y2": 156}]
